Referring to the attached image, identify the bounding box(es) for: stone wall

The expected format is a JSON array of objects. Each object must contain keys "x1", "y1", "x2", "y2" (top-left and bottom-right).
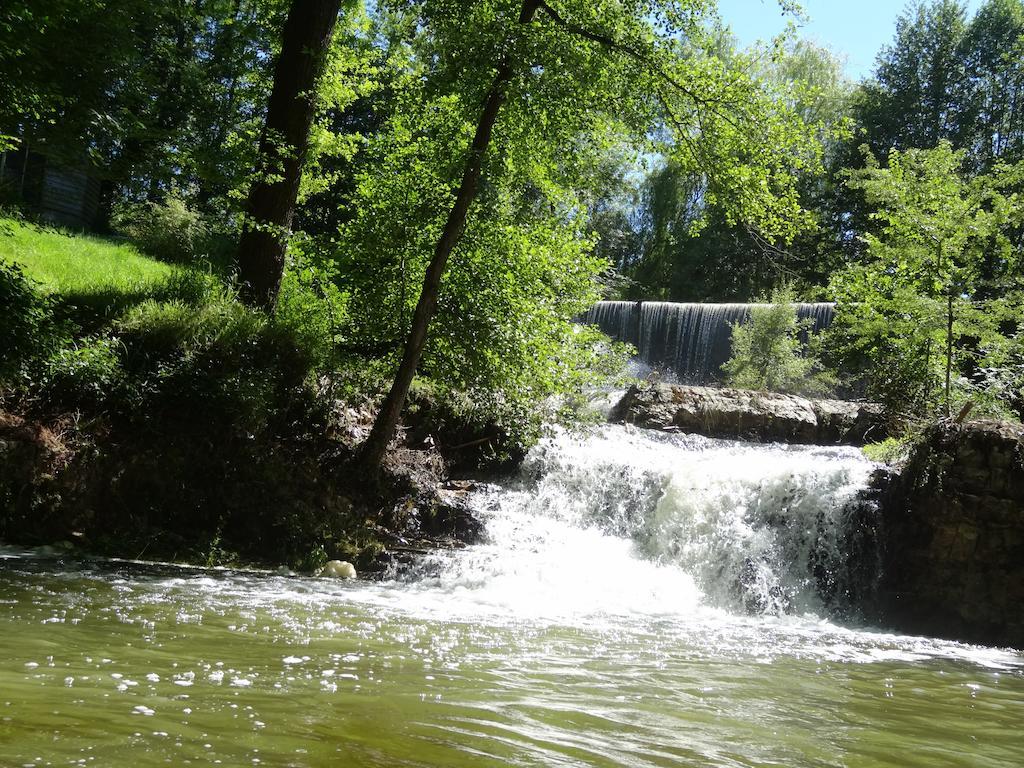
[{"x1": 872, "y1": 420, "x2": 1024, "y2": 648}]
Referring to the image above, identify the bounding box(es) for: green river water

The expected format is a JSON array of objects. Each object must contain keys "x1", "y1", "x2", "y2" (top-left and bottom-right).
[{"x1": 1, "y1": 426, "x2": 1021, "y2": 767}]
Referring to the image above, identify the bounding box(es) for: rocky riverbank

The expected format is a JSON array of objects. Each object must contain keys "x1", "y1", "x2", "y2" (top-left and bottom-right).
[
  {"x1": 610, "y1": 383, "x2": 887, "y2": 445},
  {"x1": 870, "y1": 420, "x2": 1024, "y2": 648},
  {"x1": 0, "y1": 400, "x2": 489, "y2": 575}
]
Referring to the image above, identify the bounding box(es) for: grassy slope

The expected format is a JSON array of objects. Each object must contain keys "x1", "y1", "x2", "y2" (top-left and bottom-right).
[
  {"x1": 0, "y1": 217, "x2": 349, "y2": 566},
  {"x1": 1, "y1": 218, "x2": 176, "y2": 293},
  {"x1": 0, "y1": 217, "x2": 221, "y2": 331},
  {"x1": 0, "y1": 218, "x2": 376, "y2": 566},
  {"x1": 0, "y1": 219, "x2": 495, "y2": 567}
]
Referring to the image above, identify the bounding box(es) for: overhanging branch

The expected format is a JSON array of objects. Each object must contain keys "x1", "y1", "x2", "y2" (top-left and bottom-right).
[{"x1": 534, "y1": 0, "x2": 744, "y2": 119}]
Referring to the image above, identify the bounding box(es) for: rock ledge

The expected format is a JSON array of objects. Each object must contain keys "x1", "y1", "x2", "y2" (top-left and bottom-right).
[
  {"x1": 871, "y1": 420, "x2": 1024, "y2": 647},
  {"x1": 610, "y1": 383, "x2": 886, "y2": 445}
]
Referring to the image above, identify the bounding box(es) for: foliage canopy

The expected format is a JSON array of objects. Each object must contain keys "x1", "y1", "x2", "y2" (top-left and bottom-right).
[{"x1": 829, "y1": 141, "x2": 1023, "y2": 417}]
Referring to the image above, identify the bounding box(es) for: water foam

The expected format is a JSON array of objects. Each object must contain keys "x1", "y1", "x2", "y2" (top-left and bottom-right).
[{"x1": 391, "y1": 424, "x2": 879, "y2": 623}]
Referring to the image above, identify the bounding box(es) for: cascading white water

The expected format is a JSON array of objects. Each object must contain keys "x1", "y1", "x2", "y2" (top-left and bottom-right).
[
  {"x1": 582, "y1": 301, "x2": 836, "y2": 383},
  {"x1": 398, "y1": 423, "x2": 879, "y2": 623}
]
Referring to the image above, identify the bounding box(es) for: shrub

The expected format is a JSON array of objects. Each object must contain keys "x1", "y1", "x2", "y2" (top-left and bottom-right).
[
  {"x1": 114, "y1": 288, "x2": 326, "y2": 432},
  {"x1": 861, "y1": 436, "x2": 911, "y2": 464},
  {"x1": 111, "y1": 193, "x2": 212, "y2": 264},
  {"x1": 971, "y1": 329, "x2": 1024, "y2": 422},
  {"x1": 0, "y1": 261, "x2": 66, "y2": 383},
  {"x1": 116, "y1": 288, "x2": 263, "y2": 361},
  {"x1": 40, "y1": 337, "x2": 124, "y2": 409},
  {"x1": 274, "y1": 246, "x2": 349, "y2": 373},
  {"x1": 722, "y1": 285, "x2": 835, "y2": 396}
]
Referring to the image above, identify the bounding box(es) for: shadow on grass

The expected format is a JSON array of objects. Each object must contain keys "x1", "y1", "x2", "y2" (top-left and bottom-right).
[
  {"x1": 132, "y1": 232, "x2": 239, "y2": 281},
  {"x1": 53, "y1": 269, "x2": 226, "y2": 333}
]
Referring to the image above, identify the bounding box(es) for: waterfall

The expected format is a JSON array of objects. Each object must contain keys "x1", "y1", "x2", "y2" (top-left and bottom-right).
[
  {"x1": 582, "y1": 301, "x2": 836, "y2": 384},
  {"x1": 402, "y1": 424, "x2": 879, "y2": 621}
]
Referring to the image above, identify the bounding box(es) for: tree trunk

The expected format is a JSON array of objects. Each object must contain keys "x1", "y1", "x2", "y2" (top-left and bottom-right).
[
  {"x1": 945, "y1": 293, "x2": 954, "y2": 416},
  {"x1": 361, "y1": 0, "x2": 542, "y2": 468},
  {"x1": 19, "y1": 140, "x2": 29, "y2": 198},
  {"x1": 237, "y1": 0, "x2": 341, "y2": 311}
]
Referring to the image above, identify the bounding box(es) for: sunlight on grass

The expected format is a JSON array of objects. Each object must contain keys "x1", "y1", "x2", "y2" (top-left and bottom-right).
[
  {"x1": 0, "y1": 217, "x2": 223, "y2": 330},
  {"x1": 0, "y1": 217, "x2": 176, "y2": 294}
]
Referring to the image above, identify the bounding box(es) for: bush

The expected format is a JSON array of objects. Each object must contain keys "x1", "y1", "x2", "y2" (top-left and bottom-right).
[
  {"x1": 722, "y1": 285, "x2": 835, "y2": 396},
  {"x1": 116, "y1": 288, "x2": 263, "y2": 361},
  {"x1": 861, "y1": 436, "x2": 911, "y2": 464},
  {"x1": 4, "y1": 247, "x2": 341, "y2": 429},
  {"x1": 0, "y1": 261, "x2": 66, "y2": 383},
  {"x1": 971, "y1": 329, "x2": 1024, "y2": 422},
  {"x1": 114, "y1": 288, "x2": 326, "y2": 432},
  {"x1": 111, "y1": 194, "x2": 213, "y2": 264},
  {"x1": 40, "y1": 337, "x2": 124, "y2": 409},
  {"x1": 274, "y1": 245, "x2": 349, "y2": 373}
]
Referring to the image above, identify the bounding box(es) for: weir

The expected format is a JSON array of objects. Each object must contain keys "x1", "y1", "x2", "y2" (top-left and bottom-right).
[{"x1": 582, "y1": 300, "x2": 836, "y2": 383}]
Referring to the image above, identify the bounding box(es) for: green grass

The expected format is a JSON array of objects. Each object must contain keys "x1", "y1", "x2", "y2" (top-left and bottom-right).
[
  {"x1": 0, "y1": 217, "x2": 220, "y2": 329},
  {"x1": 1, "y1": 218, "x2": 177, "y2": 293},
  {"x1": 862, "y1": 436, "x2": 910, "y2": 464}
]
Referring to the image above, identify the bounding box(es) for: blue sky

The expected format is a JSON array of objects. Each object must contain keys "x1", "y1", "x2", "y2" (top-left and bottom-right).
[{"x1": 716, "y1": 0, "x2": 984, "y2": 80}]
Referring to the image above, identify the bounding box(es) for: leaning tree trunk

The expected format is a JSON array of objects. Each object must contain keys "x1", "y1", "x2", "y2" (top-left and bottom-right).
[
  {"x1": 237, "y1": 0, "x2": 341, "y2": 312},
  {"x1": 361, "y1": 0, "x2": 542, "y2": 468},
  {"x1": 945, "y1": 293, "x2": 954, "y2": 416}
]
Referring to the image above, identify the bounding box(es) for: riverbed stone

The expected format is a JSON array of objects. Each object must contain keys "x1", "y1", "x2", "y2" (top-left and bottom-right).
[
  {"x1": 320, "y1": 560, "x2": 357, "y2": 579},
  {"x1": 609, "y1": 383, "x2": 886, "y2": 445},
  {"x1": 416, "y1": 481, "x2": 485, "y2": 545}
]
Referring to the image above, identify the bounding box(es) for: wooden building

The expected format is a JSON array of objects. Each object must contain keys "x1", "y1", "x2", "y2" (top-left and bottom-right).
[{"x1": 0, "y1": 146, "x2": 101, "y2": 229}]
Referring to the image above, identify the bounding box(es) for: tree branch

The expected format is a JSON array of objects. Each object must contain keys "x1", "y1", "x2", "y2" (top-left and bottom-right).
[
  {"x1": 534, "y1": 0, "x2": 748, "y2": 123},
  {"x1": 534, "y1": 0, "x2": 705, "y2": 104}
]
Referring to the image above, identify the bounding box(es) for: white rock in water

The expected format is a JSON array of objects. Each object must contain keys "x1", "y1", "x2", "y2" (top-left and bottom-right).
[{"x1": 320, "y1": 560, "x2": 357, "y2": 579}]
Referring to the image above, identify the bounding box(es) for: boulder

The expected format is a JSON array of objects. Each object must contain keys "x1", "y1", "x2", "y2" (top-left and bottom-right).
[
  {"x1": 320, "y1": 560, "x2": 357, "y2": 579},
  {"x1": 610, "y1": 383, "x2": 886, "y2": 445},
  {"x1": 417, "y1": 481, "x2": 485, "y2": 544}
]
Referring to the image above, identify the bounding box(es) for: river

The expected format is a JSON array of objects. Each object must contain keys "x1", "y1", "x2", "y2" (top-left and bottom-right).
[{"x1": 1, "y1": 424, "x2": 1021, "y2": 767}]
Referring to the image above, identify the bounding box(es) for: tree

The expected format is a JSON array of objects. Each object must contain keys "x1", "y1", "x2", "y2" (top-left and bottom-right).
[
  {"x1": 0, "y1": 0, "x2": 292, "y2": 218},
  {"x1": 0, "y1": 0, "x2": 163, "y2": 164},
  {"x1": 358, "y1": 0, "x2": 824, "y2": 467},
  {"x1": 604, "y1": 38, "x2": 851, "y2": 302},
  {"x1": 236, "y1": 0, "x2": 345, "y2": 310},
  {"x1": 822, "y1": 1, "x2": 1024, "y2": 296},
  {"x1": 857, "y1": 0, "x2": 972, "y2": 159},
  {"x1": 189, "y1": 0, "x2": 288, "y2": 209},
  {"x1": 722, "y1": 285, "x2": 833, "y2": 396},
  {"x1": 960, "y1": 0, "x2": 1024, "y2": 170},
  {"x1": 843, "y1": 1, "x2": 1024, "y2": 191},
  {"x1": 830, "y1": 142, "x2": 1023, "y2": 416},
  {"x1": 333, "y1": 66, "x2": 626, "y2": 451},
  {"x1": 358, "y1": 0, "x2": 547, "y2": 468}
]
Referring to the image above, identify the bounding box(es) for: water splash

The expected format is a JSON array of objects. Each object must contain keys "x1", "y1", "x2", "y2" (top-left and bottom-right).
[{"x1": 401, "y1": 424, "x2": 879, "y2": 622}]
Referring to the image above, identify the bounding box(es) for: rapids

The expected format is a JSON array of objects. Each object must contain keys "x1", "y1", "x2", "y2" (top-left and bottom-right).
[
  {"x1": 391, "y1": 425, "x2": 879, "y2": 621},
  {"x1": 1, "y1": 423, "x2": 1022, "y2": 767}
]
